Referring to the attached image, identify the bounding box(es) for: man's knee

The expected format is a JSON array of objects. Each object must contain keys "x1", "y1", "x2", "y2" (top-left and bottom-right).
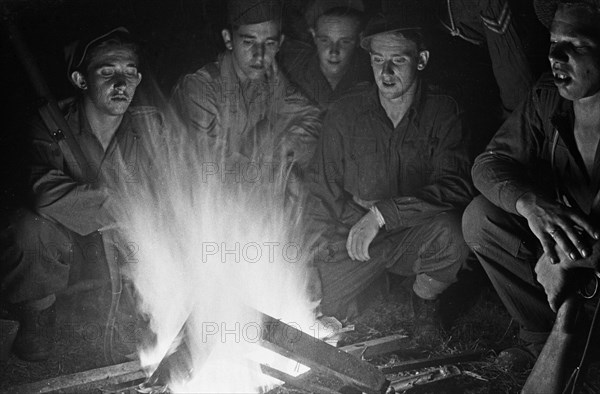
[
  {"x1": 7, "y1": 209, "x2": 73, "y2": 261},
  {"x1": 428, "y1": 211, "x2": 469, "y2": 262},
  {"x1": 1, "y1": 209, "x2": 74, "y2": 303},
  {"x1": 462, "y1": 195, "x2": 501, "y2": 251}
]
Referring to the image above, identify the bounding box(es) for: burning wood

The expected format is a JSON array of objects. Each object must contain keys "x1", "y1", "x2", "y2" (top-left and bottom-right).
[{"x1": 139, "y1": 310, "x2": 389, "y2": 394}]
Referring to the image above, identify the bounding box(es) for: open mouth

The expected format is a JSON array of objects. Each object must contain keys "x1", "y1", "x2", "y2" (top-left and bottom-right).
[{"x1": 553, "y1": 70, "x2": 571, "y2": 85}]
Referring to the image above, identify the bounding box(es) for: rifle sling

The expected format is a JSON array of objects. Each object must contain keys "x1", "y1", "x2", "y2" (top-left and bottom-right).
[{"x1": 37, "y1": 103, "x2": 86, "y2": 181}]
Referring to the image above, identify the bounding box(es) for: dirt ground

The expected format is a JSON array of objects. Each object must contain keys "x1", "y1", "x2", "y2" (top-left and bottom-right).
[{"x1": 1, "y1": 270, "x2": 599, "y2": 394}]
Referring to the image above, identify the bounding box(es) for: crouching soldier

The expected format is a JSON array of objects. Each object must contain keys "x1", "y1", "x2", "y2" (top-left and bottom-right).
[
  {"x1": 0, "y1": 27, "x2": 166, "y2": 361},
  {"x1": 171, "y1": 0, "x2": 322, "y2": 186},
  {"x1": 308, "y1": 11, "x2": 474, "y2": 335},
  {"x1": 463, "y1": 1, "x2": 600, "y2": 387}
]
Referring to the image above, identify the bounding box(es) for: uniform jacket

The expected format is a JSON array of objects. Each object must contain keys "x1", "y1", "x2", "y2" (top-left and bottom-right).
[
  {"x1": 473, "y1": 74, "x2": 600, "y2": 219},
  {"x1": 171, "y1": 51, "x2": 322, "y2": 170},
  {"x1": 309, "y1": 82, "x2": 475, "y2": 238},
  {"x1": 29, "y1": 99, "x2": 165, "y2": 235}
]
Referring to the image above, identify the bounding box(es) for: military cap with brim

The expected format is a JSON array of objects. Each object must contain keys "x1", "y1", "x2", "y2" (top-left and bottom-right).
[
  {"x1": 64, "y1": 26, "x2": 132, "y2": 80},
  {"x1": 360, "y1": 13, "x2": 423, "y2": 50},
  {"x1": 534, "y1": 0, "x2": 600, "y2": 28},
  {"x1": 228, "y1": 0, "x2": 283, "y2": 26}
]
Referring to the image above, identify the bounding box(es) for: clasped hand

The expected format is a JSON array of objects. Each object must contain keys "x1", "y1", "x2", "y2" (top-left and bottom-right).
[
  {"x1": 517, "y1": 193, "x2": 599, "y2": 263},
  {"x1": 346, "y1": 210, "x2": 380, "y2": 262},
  {"x1": 535, "y1": 240, "x2": 600, "y2": 312}
]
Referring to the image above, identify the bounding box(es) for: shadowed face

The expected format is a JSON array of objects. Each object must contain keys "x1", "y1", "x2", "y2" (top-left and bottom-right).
[
  {"x1": 80, "y1": 45, "x2": 141, "y2": 116},
  {"x1": 311, "y1": 15, "x2": 361, "y2": 81},
  {"x1": 369, "y1": 32, "x2": 428, "y2": 101},
  {"x1": 223, "y1": 20, "x2": 283, "y2": 81},
  {"x1": 549, "y1": 5, "x2": 600, "y2": 101}
]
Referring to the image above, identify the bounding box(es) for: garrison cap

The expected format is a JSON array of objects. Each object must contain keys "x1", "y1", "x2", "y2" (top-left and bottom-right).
[
  {"x1": 64, "y1": 26, "x2": 133, "y2": 79},
  {"x1": 360, "y1": 2, "x2": 426, "y2": 50},
  {"x1": 227, "y1": 0, "x2": 283, "y2": 26}
]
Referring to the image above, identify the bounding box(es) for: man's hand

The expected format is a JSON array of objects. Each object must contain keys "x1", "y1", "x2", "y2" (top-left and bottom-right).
[
  {"x1": 516, "y1": 192, "x2": 599, "y2": 263},
  {"x1": 560, "y1": 238, "x2": 600, "y2": 272},
  {"x1": 346, "y1": 210, "x2": 380, "y2": 261},
  {"x1": 535, "y1": 251, "x2": 570, "y2": 312}
]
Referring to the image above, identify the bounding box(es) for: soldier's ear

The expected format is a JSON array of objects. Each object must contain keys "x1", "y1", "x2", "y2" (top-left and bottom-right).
[
  {"x1": 309, "y1": 27, "x2": 316, "y2": 40},
  {"x1": 222, "y1": 29, "x2": 233, "y2": 50},
  {"x1": 71, "y1": 71, "x2": 87, "y2": 90},
  {"x1": 417, "y1": 50, "x2": 430, "y2": 71}
]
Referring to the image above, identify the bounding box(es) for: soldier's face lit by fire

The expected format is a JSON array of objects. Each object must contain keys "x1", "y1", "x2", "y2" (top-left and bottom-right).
[
  {"x1": 310, "y1": 15, "x2": 361, "y2": 83},
  {"x1": 549, "y1": 4, "x2": 600, "y2": 102},
  {"x1": 72, "y1": 45, "x2": 142, "y2": 116},
  {"x1": 369, "y1": 32, "x2": 428, "y2": 101},
  {"x1": 222, "y1": 21, "x2": 283, "y2": 81}
]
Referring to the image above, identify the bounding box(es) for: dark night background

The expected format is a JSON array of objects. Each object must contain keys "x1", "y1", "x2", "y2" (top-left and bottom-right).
[
  {"x1": 0, "y1": 0, "x2": 549, "y2": 225},
  {"x1": 0, "y1": 1, "x2": 567, "y2": 390}
]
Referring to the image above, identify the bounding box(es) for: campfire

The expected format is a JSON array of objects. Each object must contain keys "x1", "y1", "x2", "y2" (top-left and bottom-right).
[{"x1": 106, "y1": 115, "x2": 370, "y2": 393}]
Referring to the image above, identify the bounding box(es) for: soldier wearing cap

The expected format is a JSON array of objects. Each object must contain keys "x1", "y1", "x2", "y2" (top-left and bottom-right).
[
  {"x1": 463, "y1": 0, "x2": 600, "y2": 379},
  {"x1": 308, "y1": 10, "x2": 474, "y2": 335},
  {"x1": 171, "y1": 0, "x2": 321, "y2": 179},
  {"x1": 0, "y1": 27, "x2": 166, "y2": 361},
  {"x1": 279, "y1": 1, "x2": 372, "y2": 110}
]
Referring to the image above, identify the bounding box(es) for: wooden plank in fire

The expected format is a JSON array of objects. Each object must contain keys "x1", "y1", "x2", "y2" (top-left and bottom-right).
[
  {"x1": 0, "y1": 360, "x2": 144, "y2": 394},
  {"x1": 258, "y1": 312, "x2": 389, "y2": 394}
]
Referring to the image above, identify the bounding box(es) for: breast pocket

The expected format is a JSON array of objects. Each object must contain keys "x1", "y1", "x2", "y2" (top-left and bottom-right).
[{"x1": 345, "y1": 137, "x2": 381, "y2": 196}]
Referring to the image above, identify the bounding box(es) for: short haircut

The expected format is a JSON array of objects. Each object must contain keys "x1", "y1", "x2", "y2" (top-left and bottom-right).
[
  {"x1": 314, "y1": 6, "x2": 365, "y2": 31},
  {"x1": 364, "y1": 29, "x2": 428, "y2": 53}
]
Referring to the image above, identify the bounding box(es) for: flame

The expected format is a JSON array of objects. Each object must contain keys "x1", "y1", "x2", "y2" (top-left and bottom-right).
[{"x1": 107, "y1": 109, "x2": 323, "y2": 392}]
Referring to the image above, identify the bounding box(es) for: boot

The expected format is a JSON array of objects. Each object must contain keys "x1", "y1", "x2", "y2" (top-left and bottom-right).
[
  {"x1": 411, "y1": 292, "x2": 441, "y2": 342},
  {"x1": 13, "y1": 302, "x2": 56, "y2": 361}
]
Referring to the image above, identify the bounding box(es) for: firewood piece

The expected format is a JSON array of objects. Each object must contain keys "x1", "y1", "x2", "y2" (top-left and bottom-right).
[
  {"x1": 341, "y1": 334, "x2": 410, "y2": 358},
  {"x1": 379, "y1": 351, "x2": 484, "y2": 374},
  {"x1": 2, "y1": 360, "x2": 144, "y2": 394},
  {"x1": 259, "y1": 312, "x2": 389, "y2": 394}
]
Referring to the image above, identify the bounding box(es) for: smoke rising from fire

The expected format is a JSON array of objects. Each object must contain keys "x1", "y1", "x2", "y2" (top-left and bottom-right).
[{"x1": 105, "y1": 102, "x2": 324, "y2": 392}]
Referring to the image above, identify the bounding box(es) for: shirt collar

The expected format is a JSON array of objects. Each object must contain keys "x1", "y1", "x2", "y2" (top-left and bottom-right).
[
  {"x1": 550, "y1": 95, "x2": 574, "y2": 129},
  {"x1": 73, "y1": 99, "x2": 91, "y2": 135},
  {"x1": 308, "y1": 52, "x2": 365, "y2": 94},
  {"x1": 365, "y1": 79, "x2": 424, "y2": 120},
  {"x1": 70, "y1": 98, "x2": 134, "y2": 136}
]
